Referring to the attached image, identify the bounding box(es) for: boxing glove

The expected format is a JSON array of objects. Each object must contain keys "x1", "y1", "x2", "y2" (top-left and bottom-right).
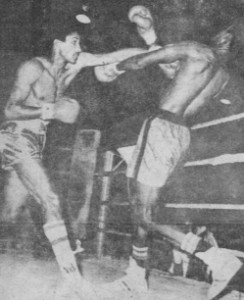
[
  {"x1": 41, "y1": 98, "x2": 80, "y2": 124},
  {"x1": 128, "y1": 5, "x2": 157, "y2": 46},
  {"x1": 94, "y1": 63, "x2": 125, "y2": 82}
]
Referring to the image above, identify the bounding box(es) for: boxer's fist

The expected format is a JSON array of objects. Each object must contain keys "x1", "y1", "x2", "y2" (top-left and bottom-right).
[
  {"x1": 54, "y1": 98, "x2": 80, "y2": 124},
  {"x1": 128, "y1": 5, "x2": 153, "y2": 28},
  {"x1": 128, "y1": 5, "x2": 157, "y2": 46},
  {"x1": 94, "y1": 63, "x2": 125, "y2": 82},
  {"x1": 41, "y1": 98, "x2": 80, "y2": 123}
]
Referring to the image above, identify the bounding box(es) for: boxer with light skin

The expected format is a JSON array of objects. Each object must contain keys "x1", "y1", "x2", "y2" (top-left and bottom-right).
[
  {"x1": 0, "y1": 17, "x2": 146, "y2": 299},
  {"x1": 101, "y1": 6, "x2": 243, "y2": 300}
]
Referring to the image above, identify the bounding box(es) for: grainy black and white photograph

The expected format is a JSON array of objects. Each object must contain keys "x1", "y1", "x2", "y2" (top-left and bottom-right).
[{"x1": 1, "y1": 0, "x2": 244, "y2": 299}]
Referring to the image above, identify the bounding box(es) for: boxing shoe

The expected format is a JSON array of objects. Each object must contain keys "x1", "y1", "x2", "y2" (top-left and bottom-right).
[
  {"x1": 99, "y1": 256, "x2": 148, "y2": 300},
  {"x1": 195, "y1": 247, "x2": 243, "y2": 300}
]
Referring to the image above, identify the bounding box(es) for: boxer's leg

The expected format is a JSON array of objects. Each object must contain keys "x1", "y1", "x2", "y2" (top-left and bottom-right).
[
  {"x1": 165, "y1": 226, "x2": 244, "y2": 300},
  {"x1": 101, "y1": 180, "x2": 159, "y2": 299},
  {"x1": 128, "y1": 116, "x2": 190, "y2": 264},
  {"x1": 195, "y1": 247, "x2": 243, "y2": 300},
  {"x1": 129, "y1": 180, "x2": 159, "y2": 267},
  {"x1": 12, "y1": 158, "x2": 98, "y2": 299},
  {"x1": 13, "y1": 159, "x2": 76, "y2": 275},
  {"x1": 1, "y1": 171, "x2": 29, "y2": 249},
  {"x1": 107, "y1": 116, "x2": 190, "y2": 297}
]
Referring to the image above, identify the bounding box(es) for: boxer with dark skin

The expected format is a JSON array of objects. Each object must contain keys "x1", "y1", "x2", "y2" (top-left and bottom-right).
[
  {"x1": 119, "y1": 41, "x2": 229, "y2": 119},
  {"x1": 101, "y1": 6, "x2": 242, "y2": 300},
  {"x1": 0, "y1": 18, "x2": 146, "y2": 299}
]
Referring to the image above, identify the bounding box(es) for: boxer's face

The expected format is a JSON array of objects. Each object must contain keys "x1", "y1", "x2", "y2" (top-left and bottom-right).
[{"x1": 59, "y1": 32, "x2": 82, "y2": 63}]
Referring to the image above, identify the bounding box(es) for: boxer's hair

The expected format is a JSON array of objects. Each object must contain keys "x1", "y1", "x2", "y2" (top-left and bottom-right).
[
  {"x1": 35, "y1": 15, "x2": 82, "y2": 58},
  {"x1": 49, "y1": 15, "x2": 81, "y2": 42}
]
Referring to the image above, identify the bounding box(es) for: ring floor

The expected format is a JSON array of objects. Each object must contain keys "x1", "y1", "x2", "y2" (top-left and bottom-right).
[{"x1": 0, "y1": 252, "x2": 243, "y2": 300}]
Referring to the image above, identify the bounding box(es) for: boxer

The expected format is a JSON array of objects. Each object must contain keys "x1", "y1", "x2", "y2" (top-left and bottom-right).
[
  {"x1": 100, "y1": 6, "x2": 239, "y2": 300},
  {"x1": 0, "y1": 16, "x2": 146, "y2": 299}
]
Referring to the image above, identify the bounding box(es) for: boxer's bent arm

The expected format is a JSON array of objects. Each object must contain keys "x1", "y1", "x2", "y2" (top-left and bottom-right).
[
  {"x1": 79, "y1": 48, "x2": 148, "y2": 67},
  {"x1": 120, "y1": 42, "x2": 218, "y2": 71},
  {"x1": 4, "y1": 60, "x2": 46, "y2": 120},
  {"x1": 118, "y1": 45, "x2": 190, "y2": 71}
]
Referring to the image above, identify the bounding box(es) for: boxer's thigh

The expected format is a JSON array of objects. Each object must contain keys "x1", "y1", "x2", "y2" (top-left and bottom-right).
[
  {"x1": 14, "y1": 157, "x2": 58, "y2": 207},
  {"x1": 2, "y1": 170, "x2": 29, "y2": 221},
  {"x1": 136, "y1": 118, "x2": 190, "y2": 187}
]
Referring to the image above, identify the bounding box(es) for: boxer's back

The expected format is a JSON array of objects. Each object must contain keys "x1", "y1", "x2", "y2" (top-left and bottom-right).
[{"x1": 158, "y1": 42, "x2": 228, "y2": 117}]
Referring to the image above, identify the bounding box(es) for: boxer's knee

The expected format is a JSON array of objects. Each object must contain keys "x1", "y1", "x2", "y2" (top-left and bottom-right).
[
  {"x1": 132, "y1": 201, "x2": 153, "y2": 231},
  {"x1": 131, "y1": 185, "x2": 158, "y2": 226}
]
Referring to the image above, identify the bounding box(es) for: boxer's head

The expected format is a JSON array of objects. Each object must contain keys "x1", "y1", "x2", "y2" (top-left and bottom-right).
[
  {"x1": 36, "y1": 15, "x2": 83, "y2": 60},
  {"x1": 128, "y1": 5, "x2": 157, "y2": 46},
  {"x1": 54, "y1": 32, "x2": 82, "y2": 64}
]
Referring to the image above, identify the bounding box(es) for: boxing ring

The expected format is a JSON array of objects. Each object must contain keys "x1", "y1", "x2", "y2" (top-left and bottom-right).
[
  {"x1": 0, "y1": 110, "x2": 244, "y2": 300},
  {"x1": 0, "y1": 62, "x2": 244, "y2": 300},
  {"x1": 92, "y1": 109, "x2": 244, "y2": 258}
]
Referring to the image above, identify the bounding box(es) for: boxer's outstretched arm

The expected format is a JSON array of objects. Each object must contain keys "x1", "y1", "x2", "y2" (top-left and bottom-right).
[{"x1": 63, "y1": 48, "x2": 147, "y2": 88}]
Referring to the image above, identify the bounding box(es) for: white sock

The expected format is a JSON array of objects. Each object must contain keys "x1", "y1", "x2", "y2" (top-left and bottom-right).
[
  {"x1": 43, "y1": 220, "x2": 80, "y2": 282},
  {"x1": 132, "y1": 245, "x2": 148, "y2": 268}
]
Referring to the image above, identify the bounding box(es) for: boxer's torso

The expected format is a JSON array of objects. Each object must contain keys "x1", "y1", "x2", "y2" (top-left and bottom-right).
[
  {"x1": 158, "y1": 42, "x2": 229, "y2": 118},
  {"x1": 4, "y1": 57, "x2": 69, "y2": 132},
  {"x1": 24, "y1": 57, "x2": 65, "y2": 107}
]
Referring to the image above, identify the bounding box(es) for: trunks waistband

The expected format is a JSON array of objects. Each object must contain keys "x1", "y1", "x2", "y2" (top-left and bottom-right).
[{"x1": 153, "y1": 109, "x2": 188, "y2": 127}]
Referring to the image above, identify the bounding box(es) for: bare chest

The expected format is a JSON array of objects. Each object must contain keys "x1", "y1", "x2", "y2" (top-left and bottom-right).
[{"x1": 28, "y1": 70, "x2": 65, "y2": 104}]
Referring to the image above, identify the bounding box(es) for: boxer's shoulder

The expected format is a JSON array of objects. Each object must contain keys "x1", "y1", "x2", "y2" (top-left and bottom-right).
[{"x1": 17, "y1": 58, "x2": 45, "y2": 80}]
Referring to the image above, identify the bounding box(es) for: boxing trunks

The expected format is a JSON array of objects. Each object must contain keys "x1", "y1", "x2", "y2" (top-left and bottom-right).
[
  {"x1": 125, "y1": 110, "x2": 190, "y2": 187},
  {"x1": 0, "y1": 119, "x2": 47, "y2": 170}
]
